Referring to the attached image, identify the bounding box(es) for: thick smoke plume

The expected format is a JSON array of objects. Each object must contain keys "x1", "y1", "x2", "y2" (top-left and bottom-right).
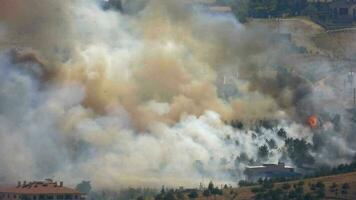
[{"x1": 0, "y1": 0, "x2": 355, "y2": 190}]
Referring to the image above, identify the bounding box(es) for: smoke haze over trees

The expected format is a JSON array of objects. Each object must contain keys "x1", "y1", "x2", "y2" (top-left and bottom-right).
[{"x1": 0, "y1": 0, "x2": 355, "y2": 191}]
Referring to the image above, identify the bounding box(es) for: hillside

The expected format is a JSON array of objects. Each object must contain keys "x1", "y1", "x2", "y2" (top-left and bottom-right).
[
  {"x1": 177, "y1": 171, "x2": 356, "y2": 200},
  {"x1": 233, "y1": 171, "x2": 356, "y2": 200}
]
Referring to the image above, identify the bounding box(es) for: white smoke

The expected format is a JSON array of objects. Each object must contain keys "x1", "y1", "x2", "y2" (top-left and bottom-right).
[{"x1": 0, "y1": 0, "x2": 355, "y2": 190}]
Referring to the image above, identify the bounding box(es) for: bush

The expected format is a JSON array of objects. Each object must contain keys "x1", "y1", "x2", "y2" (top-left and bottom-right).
[
  {"x1": 239, "y1": 180, "x2": 256, "y2": 187},
  {"x1": 258, "y1": 145, "x2": 269, "y2": 159},
  {"x1": 251, "y1": 187, "x2": 264, "y2": 194},
  {"x1": 342, "y1": 183, "x2": 350, "y2": 190},
  {"x1": 298, "y1": 181, "x2": 304, "y2": 186},
  {"x1": 262, "y1": 180, "x2": 274, "y2": 189},
  {"x1": 203, "y1": 189, "x2": 210, "y2": 197},
  {"x1": 282, "y1": 183, "x2": 291, "y2": 190},
  {"x1": 187, "y1": 190, "x2": 198, "y2": 199},
  {"x1": 211, "y1": 187, "x2": 223, "y2": 195},
  {"x1": 277, "y1": 128, "x2": 287, "y2": 139}
]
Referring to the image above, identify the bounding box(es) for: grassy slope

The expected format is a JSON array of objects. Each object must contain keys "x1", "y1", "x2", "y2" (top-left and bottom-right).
[{"x1": 189, "y1": 171, "x2": 356, "y2": 200}]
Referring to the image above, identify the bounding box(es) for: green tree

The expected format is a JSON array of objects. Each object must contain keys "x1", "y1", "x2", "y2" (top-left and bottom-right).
[
  {"x1": 164, "y1": 190, "x2": 177, "y2": 200},
  {"x1": 75, "y1": 181, "x2": 91, "y2": 194},
  {"x1": 282, "y1": 183, "x2": 291, "y2": 190},
  {"x1": 258, "y1": 145, "x2": 269, "y2": 160},
  {"x1": 176, "y1": 192, "x2": 185, "y2": 200},
  {"x1": 285, "y1": 138, "x2": 315, "y2": 167},
  {"x1": 341, "y1": 183, "x2": 350, "y2": 196},
  {"x1": 203, "y1": 189, "x2": 211, "y2": 197},
  {"x1": 266, "y1": 138, "x2": 277, "y2": 149},
  {"x1": 277, "y1": 128, "x2": 287, "y2": 139},
  {"x1": 208, "y1": 181, "x2": 214, "y2": 193},
  {"x1": 248, "y1": 0, "x2": 278, "y2": 18},
  {"x1": 233, "y1": 0, "x2": 249, "y2": 23},
  {"x1": 188, "y1": 190, "x2": 198, "y2": 199},
  {"x1": 212, "y1": 187, "x2": 223, "y2": 195}
]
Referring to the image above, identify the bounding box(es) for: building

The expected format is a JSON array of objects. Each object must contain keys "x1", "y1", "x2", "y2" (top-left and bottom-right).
[
  {"x1": 0, "y1": 179, "x2": 85, "y2": 200},
  {"x1": 307, "y1": 0, "x2": 333, "y2": 3},
  {"x1": 330, "y1": 0, "x2": 356, "y2": 21},
  {"x1": 244, "y1": 162, "x2": 300, "y2": 181}
]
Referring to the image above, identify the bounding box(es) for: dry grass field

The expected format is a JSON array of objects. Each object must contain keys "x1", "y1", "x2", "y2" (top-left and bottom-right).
[{"x1": 183, "y1": 171, "x2": 356, "y2": 200}]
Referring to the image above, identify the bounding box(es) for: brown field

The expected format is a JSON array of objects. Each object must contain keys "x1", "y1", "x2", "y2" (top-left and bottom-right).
[{"x1": 184, "y1": 171, "x2": 356, "y2": 200}]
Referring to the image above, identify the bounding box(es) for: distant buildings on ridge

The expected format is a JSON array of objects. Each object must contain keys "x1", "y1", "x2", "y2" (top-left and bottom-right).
[{"x1": 0, "y1": 179, "x2": 85, "y2": 200}]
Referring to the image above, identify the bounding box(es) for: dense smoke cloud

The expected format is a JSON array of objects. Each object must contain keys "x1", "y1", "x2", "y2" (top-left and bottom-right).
[{"x1": 0, "y1": 0, "x2": 355, "y2": 190}]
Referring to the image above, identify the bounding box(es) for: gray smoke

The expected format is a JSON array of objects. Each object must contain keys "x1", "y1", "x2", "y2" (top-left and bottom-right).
[{"x1": 0, "y1": 0, "x2": 355, "y2": 190}]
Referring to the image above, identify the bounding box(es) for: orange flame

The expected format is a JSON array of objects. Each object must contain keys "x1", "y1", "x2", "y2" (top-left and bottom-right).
[{"x1": 308, "y1": 115, "x2": 318, "y2": 128}]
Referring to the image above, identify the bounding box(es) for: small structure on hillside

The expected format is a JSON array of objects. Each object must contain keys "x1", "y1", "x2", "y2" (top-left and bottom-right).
[
  {"x1": 0, "y1": 179, "x2": 85, "y2": 200},
  {"x1": 244, "y1": 162, "x2": 300, "y2": 181},
  {"x1": 330, "y1": 0, "x2": 356, "y2": 22}
]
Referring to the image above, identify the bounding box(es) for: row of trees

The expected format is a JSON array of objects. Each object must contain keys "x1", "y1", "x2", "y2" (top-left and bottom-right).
[
  {"x1": 154, "y1": 181, "x2": 223, "y2": 200},
  {"x1": 251, "y1": 180, "x2": 326, "y2": 200},
  {"x1": 220, "y1": 0, "x2": 309, "y2": 22},
  {"x1": 217, "y1": 0, "x2": 334, "y2": 23}
]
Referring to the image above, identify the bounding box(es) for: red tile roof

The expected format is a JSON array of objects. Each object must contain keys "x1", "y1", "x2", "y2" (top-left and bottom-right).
[{"x1": 0, "y1": 181, "x2": 82, "y2": 195}]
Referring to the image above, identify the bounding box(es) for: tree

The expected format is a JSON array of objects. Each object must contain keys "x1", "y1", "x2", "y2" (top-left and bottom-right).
[
  {"x1": 262, "y1": 180, "x2": 274, "y2": 190},
  {"x1": 341, "y1": 182, "x2": 350, "y2": 196},
  {"x1": 164, "y1": 190, "x2": 177, "y2": 200},
  {"x1": 329, "y1": 182, "x2": 338, "y2": 196},
  {"x1": 75, "y1": 181, "x2": 91, "y2": 194},
  {"x1": 285, "y1": 138, "x2": 314, "y2": 167},
  {"x1": 266, "y1": 139, "x2": 277, "y2": 149},
  {"x1": 277, "y1": 128, "x2": 287, "y2": 139},
  {"x1": 188, "y1": 190, "x2": 198, "y2": 199},
  {"x1": 155, "y1": 194, "x2": 164, "y2": 200},
  {"x1": 161, "y1": 186, "x2": 166, "y2": 195},
  {"x1": 203, "y1": 189, "x2": 211, "y2": 197},
  {"x1": 211, "y1": 188, "x2": 223, "y2": 195},
  {"x1": 231, "y1": 120, "x2": 244, "y2": 129},
  {"x1": 258, "y1": 145, "x2": 269, "y2": 160},
  {"x1": 298, "y1": 181, "x2": 304, "y2": 187},
  {"x1": 208, "y1": 181, "x2": 214, "y2": 193},
  {"x1": 342, "y1": 183, "x2": 350, "y2": 190},
  {"x1": 233, "y1": 0, "x2": 249, "y2": 23},
  {"x1": 176, "y1": 192, "x2": 185, "y2": 200},
  {"x1": 315, "y1": 182, "x2": 325, "y2": 198},
  {"x1": 102, "y1": 0, "x2": 122, "y2": 11},
  {"x1": 282, "y1": 183, "x2": 291, "y2": 190}
]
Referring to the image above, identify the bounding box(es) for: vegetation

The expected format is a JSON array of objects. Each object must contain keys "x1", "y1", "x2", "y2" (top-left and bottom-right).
[
  {"x1": 75, "y1": 181, "x2": 92, "y2": 194},
  {"x1": 285, "y1": 138, "x2": 315, "y2": 168},
  {"x1": 225, "y1": 0, "x2": 309, "y2": 22},
  {"x1": 276, "y1": 128, "x2": 287, "y2": 139},
  {"x1": 252, "y1": 179, "x2": 327, "y2": 200},
  {"x1": 188, "y1": 190, "x2": 199, "y2": 199},
  {"x1": 218, "y1": 0, "x2": 338, "y2": 25},
  {"x1": 88, "y1": 187, "x2": 158, "y2": 200},
  {"x1": 258, "y1": 145, "x2": 269, "y2": 160},
  {"x1": 152, "y1": 181, "x2": 224, "y2": 200}
]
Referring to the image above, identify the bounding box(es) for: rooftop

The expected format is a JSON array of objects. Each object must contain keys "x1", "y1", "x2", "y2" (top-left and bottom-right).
[
  {"x1": 246, "y1": 162, "x2": 294, "y2": 169},
  {"x1": 0, "y1": 180, "x2": 82, "y2": 195}
]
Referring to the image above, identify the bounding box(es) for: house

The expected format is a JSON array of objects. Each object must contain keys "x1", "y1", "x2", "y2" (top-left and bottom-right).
[
  {"x1": 0, "y1": 179, "x2": 85, "y2": 200},
  {"x1": 244, "y1": 162, "x2": 300, "y2": 181},
  {"x1": 330, "y1": 0, "x2": 356, "y2": 22},
  {"x1": 307, "y1": 0, "x2": 333, "y2": 3}
]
